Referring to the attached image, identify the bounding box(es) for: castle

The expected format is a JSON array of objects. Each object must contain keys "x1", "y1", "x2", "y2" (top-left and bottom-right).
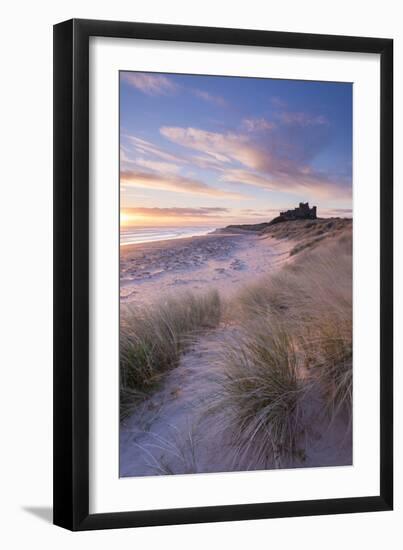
[
  {"x1": 266, "y1": 202, "x2": 317, "y2": 226},
  {"x1": 225, "y1": 202, "x2": 318, "y2": 232},
  {"x1": 279, "y1": 202, "x2": 317, "y2": 221}
]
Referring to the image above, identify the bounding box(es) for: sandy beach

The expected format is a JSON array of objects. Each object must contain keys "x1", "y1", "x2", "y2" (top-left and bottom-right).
[
  {"x1": 120, "y1": 231, "x2": 292, "y2": 306},
  {"x1": 120, "y1": 230, "x2": 298, "y2": 477},
  {"x1": 120, "y1": 220, "x2": 353, "y2": 477}
]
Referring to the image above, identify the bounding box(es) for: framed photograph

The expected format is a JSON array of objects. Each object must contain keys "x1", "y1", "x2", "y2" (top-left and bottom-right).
[{"x1": 53, "y1": 19, "x2": 393, "y2": 530}]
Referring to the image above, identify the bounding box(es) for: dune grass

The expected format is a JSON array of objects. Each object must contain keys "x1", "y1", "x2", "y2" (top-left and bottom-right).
[
  {"x1": 211, "y1": 230, "x2": 352, "y2": 466},
  {"x1": 120, "y1": 289, "x2": 221, "y2": 417},
  {"x1": 237, "y1": 230, "x2": 352, "y2": 323},
  {"x1": 301, "y1": 315, "x2": 352, "y2": 420},
  {"x1": 262, "y1": 217, "x2": 352, "y2": 243},
  {"x1": 210, "y1": 321, "x2": 306, "y2": 468},
  {"x1": 120, "y1": 223, "x2": 352, "y2": 471}
]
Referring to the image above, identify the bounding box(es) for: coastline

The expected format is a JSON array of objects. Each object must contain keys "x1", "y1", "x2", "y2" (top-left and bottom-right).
[
  {"x1": 120, "y1": 225, "x2": 217, "y2": 247},
  {"x1": 120, "y1": 231, "x2": 293, "y2": 305}
]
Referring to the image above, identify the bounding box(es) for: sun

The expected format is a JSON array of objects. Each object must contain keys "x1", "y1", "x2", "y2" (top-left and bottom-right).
[
  {"x1": 120, "y1": 211, "x2": 132, "y2": 226},
  {"x1": 120, "y1": 211, "x2": 145, "y2": 226}
]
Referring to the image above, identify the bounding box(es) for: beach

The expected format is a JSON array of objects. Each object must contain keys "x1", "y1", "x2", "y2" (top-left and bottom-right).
[
  {"x1": 120, "y1": 219, "x2": 353, "y2": 477},
  {"x1": 120, "y1": 231, "x2": 292, "y2": 305}
]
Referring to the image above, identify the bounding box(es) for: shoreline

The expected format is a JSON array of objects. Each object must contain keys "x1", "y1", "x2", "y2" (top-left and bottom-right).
[
  {"x1": 120, "y1": 230, "x2": 234, "y2": 254},
  {"x1": 120, "y1": 231, "x2": 293, "y2": 305},
  {"x1": 120, "y1": 226, "x2": 218, "y2": 247}
]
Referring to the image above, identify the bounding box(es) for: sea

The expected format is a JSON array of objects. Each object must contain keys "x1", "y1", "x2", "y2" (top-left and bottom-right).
[{"x1": 120, "y1": 226, "x2": 217, "y2": 246}]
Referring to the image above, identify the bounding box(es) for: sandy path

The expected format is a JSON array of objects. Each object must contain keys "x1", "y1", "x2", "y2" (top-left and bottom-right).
[
  {"x1": 120, "y1": 325, "x2": 352, "y2": 477},
  {"x1": 119, "y1": 329, "x2": 234, "y2": 477}
]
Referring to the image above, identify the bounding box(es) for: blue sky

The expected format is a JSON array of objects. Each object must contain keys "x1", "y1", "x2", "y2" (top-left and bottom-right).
[{"x1": 120, "y1": 71, "x2": 352, "y2": 227}]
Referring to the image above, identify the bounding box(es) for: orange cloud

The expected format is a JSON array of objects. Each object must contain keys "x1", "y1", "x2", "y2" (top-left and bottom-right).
[
  {"x1": 160, "y1": 123, "x2": 351, "y2": 200},
  {"x1": 120, "y1": 170, "x2": 247, "y2": 200},
  {"x1": 220, "y1": 168, "x2": 350, "y2": 199},
  {"x1": 160, "y1": 126, "x2": 260, "y2": 169},
  {"x1": 123, "y1": 206, "x2": 229, "y2": 218}
]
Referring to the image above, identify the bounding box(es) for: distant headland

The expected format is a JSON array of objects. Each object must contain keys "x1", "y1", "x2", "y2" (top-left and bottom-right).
[{"x1": 224, "y1": 202, "x2": 321, "y2": 232}]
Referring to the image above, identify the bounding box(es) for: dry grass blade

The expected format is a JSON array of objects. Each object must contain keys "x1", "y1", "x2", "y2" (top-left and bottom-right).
[
  {"x1": 120, "y1": 289, "x2": 221, "y2": 418},
  {"x1": 210, "y1": 320, "x2": 306, "y2": 468}
]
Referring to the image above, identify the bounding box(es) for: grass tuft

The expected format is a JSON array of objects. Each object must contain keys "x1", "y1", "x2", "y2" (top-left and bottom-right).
[
  {"x1": 120, "y1": 289, "x2": 221, "y2": 417},
  {"x1": 210, "y1": 320, "x2": 306, "y2": 469},
  {"x1": 210, "y1": 230, "x2": 352, "y2": 466}
]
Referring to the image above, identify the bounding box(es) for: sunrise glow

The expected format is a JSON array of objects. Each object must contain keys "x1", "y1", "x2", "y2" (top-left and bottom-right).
[{"x1": 120, "y1": 72, "x2": 352, "y2": 227}]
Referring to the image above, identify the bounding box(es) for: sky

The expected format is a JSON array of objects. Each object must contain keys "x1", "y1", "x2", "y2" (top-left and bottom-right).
[{"x1": 120, "y1": 71, "x2": 352, "y2": 227}]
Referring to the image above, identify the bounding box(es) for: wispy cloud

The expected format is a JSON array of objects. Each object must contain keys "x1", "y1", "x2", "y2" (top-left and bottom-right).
[
  {"x1": 122, "y1": 73, "x2": 178, "y2": 96},
  {"x1": 271, "y1": 96, "x2": 287, "y2": 109},
  {"x1": 243, "y1": 118, "x2": 276, "y2": 132},
  {"x1": 220, "y1": 168, "x2": 349, "y2": 199},
  {"x1": 279, "y1": 111, "x2": 328, "y2": 126},
  {"x1": 120, "y1": 170, "x2": 247, "y2": 199},
  {"x1": 160, "y1": 126, "x2": 254, "y2": 166},
  {"x1": 121, "y1": 145, "x2": 181, "y2": 174},
  {"x1": 126, "y1": 136, "x2": 185, "y2": 164},
  {"x1": 160, "y1": 117, "x2": 350, "y2": 200},
  {"x1": 122, "y1": 72, "x2": 228, "y2": 107},
  {"x1": 191, "y1": 89, "x2": 228, "y2": 107},
  {"x1": 122, "y1": 206, "x2": 229, "y2": 218},
  {"x1": 131, "y1": 158, "x2": 181, "y2": 175},
  {"x1": 320, "y1": 208, "x2": 353, "y2": 217}
]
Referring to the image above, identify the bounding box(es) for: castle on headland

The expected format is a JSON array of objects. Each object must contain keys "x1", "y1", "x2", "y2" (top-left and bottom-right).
[
  {"x1": 267, "y1": 202, "x2": 317, "y2": 226},
  {"x1": 280, "y1": 202, "x2": 317, "y2": 221},
  {"x1": 223, "y1": 202, "x2": 319, "y2": 232}
]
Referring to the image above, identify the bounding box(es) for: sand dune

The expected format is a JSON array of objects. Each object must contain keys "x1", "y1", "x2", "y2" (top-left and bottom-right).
[{"x1": 120, "y1": 221, "x2": 353, "y2": 477}]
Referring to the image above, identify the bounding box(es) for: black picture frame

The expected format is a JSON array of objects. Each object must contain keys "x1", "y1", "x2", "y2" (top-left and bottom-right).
[{"x1": 53, "y1": 18, "x2": 393, "y2": 531}]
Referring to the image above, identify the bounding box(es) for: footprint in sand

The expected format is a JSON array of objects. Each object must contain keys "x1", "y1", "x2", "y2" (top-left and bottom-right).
[{"x1": 230, "y1": 259, "x2": 246, "y2": 271}]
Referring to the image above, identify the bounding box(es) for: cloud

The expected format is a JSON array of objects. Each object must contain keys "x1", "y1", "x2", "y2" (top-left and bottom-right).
[
  {"x1": 120, "y1": 146, "x2": 135, "y2": 164},
  {"x1": 160, "y1": 126, "x2": 258, "y2": 168},
  {"x1": 160, "y1": 125, "x2": 310, "y2": 175},
  {"x1": 271, "y1": 96, "x2": 287, "y2": 109},
  {"x1": 220, "y1": 168, "x2": 349, "y2": 199},
  {"x1": 160, "y1": 119, "x2": 350, "y2": 200},
  {"x1": 191, "y1": 89, "x2": 228, "y2": 107},
  {"x1": 190, "y1": 154, "x2": 228, "y2": 170},
  {"x1": 239, "y1": 208, "x2": 271, "y2": 217},
  {"x1": 122, "y1": 72, "x2": 178, "y2": 95},
  {"x1": 243, "y1": 118, "x2": 276, "y2": 132},
  {"x1": 123, "y1": 206, "x2": 229, "y2": 219},
  {"x1": 126, "y1": 136, "x2": 185, "y2": 163},
  {"x1": 122, "y1": 72, "x2": 229, "y2": 108},
  {"x1": 279, "y1": 111, "x2": 328, "y2": 127},
  {"x1": 131, "y1": 158, "x2": 181, "y2": 175},
  {"x1": 320, "y1": 208, "x2": 353, "y2": 218},
  {"x1": 220, "y1": 169, "x2": 273, "y2": 188},
  {"x1": 120, "y1": 169, "x2": 247, "y2": 199}
]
